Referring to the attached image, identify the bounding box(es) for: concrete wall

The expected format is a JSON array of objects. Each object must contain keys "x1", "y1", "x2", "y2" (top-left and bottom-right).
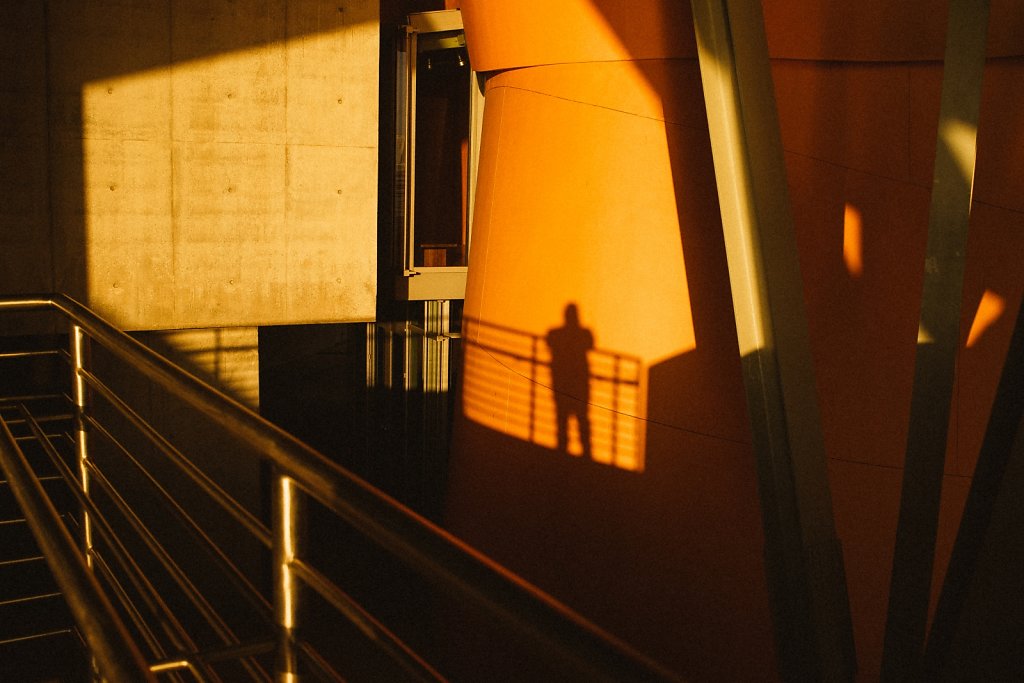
[
  {"x1": 136, "y1": 327, "x2": 260, "y2": 409},
  {"x1": 0, "y1": 3, "x2": 51, "y2": 299},
  {"x1": 1, "y1": 0, "x2": 379, "y2": 331}
]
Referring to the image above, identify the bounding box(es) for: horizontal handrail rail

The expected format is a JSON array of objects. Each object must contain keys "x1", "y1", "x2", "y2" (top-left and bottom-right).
[
  {"x1": 0, "y1": 293, "x2": 680, "y2": 682},
  {"x1": 83, "y1": 413, "x2": 273, "y2": 616},
  {"x1": 0, "y1": 628, "x2": 75, "y2": 648},
  {"x1": 289, "y1": 558, "x2": 444, "y2": 681},
  {"x1": 18, "y1": 398, "x2": 268, "y2": 681},
  {"x1": 0, "y1": 590, "x2": 62, "y2": 607},
  {"x1": 0, "y1": 349, "x2": 63, "y2": 361},
  {"x1": 81, "y1": 367, "x2": 272, "y2": 547},
  {"x1": 13, "y1": 402, "x2": 212, "y2": 676},
  {"x1": 0, "y1": 407, "x2": 155, "y2": 682}
]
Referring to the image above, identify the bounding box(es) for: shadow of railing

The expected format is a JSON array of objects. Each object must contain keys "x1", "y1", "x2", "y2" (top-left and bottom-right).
[
  {"x1": 0, "y1": 294, "x2": 678, "y2": 682},
  {"x1": 462, "y1": 317, "x2": 645, "y2": 472}
]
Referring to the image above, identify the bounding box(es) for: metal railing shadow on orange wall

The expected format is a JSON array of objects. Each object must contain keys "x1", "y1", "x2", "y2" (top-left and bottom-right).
[{"x1": 461, "y1": 315, "x2": 645, "y2": 473}]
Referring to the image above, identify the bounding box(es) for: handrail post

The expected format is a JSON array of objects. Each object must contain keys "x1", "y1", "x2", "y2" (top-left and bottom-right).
[
  {"x1": 273, "y1": 472, "x2": 303, "y2": 682},
  {"x1": 529, "y1": 335, "x2": 537, "y2": 443},
  {"x1": 71, "y1": 322, "x2": 94, "y2": 567}
]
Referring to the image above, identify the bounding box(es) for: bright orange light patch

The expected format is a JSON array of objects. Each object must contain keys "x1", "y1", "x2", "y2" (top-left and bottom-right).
[
  {"x1": 966, "y1": 289, "x2": 1005, "y2": 348},
  {"x1": 843, "y1": 203, "x2": 863, "y2": 277}
]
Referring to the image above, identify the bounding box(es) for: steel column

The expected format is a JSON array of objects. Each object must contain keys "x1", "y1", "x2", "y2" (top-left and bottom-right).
[
  {"x1": 881, "y1": 2, "x2": 991, "y2": 679},
  {"x1": 422, "y1": 300, "x2": 451, "y2": 395},
  {"x1": 923, "y1": 295, "x2": 1024, "y2": 675},
  {"x1": 366, "y1": 322, "x2": 378, "y2": 390},
  {"x1": 690, "y1": 1, "x2": 854, "y2": 679}
]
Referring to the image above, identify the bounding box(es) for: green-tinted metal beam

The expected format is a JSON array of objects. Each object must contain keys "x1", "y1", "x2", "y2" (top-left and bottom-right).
[
  {"x1": 690, "y1": 1, "x2": 854, "y2": 680},
  {"x1": 881, "y1": 2, "x2": 991, "y2": 679},
  {"x1": 923, "y1": 296, "x2": 1024, "y2": 677}
]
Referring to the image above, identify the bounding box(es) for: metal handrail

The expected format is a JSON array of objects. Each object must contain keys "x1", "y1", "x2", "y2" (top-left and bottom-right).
[
  {"x1": 13, "y1": 403, "x2": 209, "y2": 678},
  {"x1": 0, "y1": 410, "x2": 155, "y2": 681},
  {"x1": 0, "y1": 293, "x2": 680, "y2": 682}
]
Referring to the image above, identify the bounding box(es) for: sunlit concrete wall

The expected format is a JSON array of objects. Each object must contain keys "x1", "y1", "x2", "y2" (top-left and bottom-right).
[
  {"x1": 0, "y1": 2, "x2": 380, "y2": 587},
  {"x1": 448, "y1": 1, "x2": 1024, "y2": 680},
  {"x1": 135, "y1": 327, "x2": 261, "y2": 409},
  {"x1": 0, "y1": 0, "x2": 379, "y2": 331}
]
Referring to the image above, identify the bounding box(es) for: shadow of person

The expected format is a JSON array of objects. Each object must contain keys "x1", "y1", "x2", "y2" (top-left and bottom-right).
[{"x1": 546, "y1": 304, "x2": 594, "y2": 459}]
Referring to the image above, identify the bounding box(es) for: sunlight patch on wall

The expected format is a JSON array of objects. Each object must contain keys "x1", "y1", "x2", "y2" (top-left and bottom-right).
[
  {"x1": 458, "y1": 49, "x2": 706, "y2": 474},
  {"x1": 843, "y1": 203, "x2": 863, "y2": 278},
  {"x1": 461, "y1": 317, "x2": 645, "y2": 472},
  {"x1": 966, "y1": 289, "x2": 1005, "y2": 348},
  {"x1": 76, "y1": 4, "x2": 379, "y2": 330}
]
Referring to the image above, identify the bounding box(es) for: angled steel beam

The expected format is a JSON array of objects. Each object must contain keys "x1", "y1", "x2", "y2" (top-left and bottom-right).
[
  {"x1": 881, "y1": 2, "x2": 991, "y2": 679},
  {"x1": 690, "y1": 1, "x2": 854, "y2": 680},
  {"x1": 923, "y1": 296, "x2": 1024, "y2": 675}
]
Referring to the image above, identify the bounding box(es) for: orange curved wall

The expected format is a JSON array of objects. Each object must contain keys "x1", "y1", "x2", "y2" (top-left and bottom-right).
[{"x1": 446, "y1": 1, "x2": 1024, "y2": 679}]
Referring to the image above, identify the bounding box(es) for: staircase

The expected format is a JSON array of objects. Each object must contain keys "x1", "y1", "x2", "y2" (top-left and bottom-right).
[
  {"x1": 0, "y1": 295, "x2": 678, "y2": 682},
  {"x1": 0, "y1": 337, "x2": 90, "y2": 681}
]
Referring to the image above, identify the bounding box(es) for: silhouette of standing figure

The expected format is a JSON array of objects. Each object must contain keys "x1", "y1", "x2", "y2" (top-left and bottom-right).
[{"x1": 546, "y1": 304, "x2": 594, "y2": 458}]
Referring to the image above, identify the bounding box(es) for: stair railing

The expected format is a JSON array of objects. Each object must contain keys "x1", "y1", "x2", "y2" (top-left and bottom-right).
[
  {"x1": 1, "y1": 402, "x2": 155, "y2": 681},
  {"x1": 0, "y1": 294, "x2": 678, "y2": 682}
]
